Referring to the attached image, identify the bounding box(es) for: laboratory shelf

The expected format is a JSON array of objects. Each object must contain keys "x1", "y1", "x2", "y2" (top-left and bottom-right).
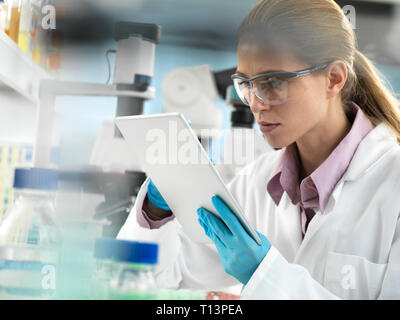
[{"x1": 0, "y1": 30, "x2": 51, "y2": 103}]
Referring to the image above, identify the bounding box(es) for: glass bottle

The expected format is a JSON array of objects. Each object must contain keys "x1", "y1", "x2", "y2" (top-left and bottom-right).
[
  {"x1": 0, "y1": 168, "x2": 61, "y2": 299},
  {"x1": 109, "y1": 240, "x2": 159, "y2": 300},
  {"x1": 91, "y1": 237, "x2": 116, "y2": 300}
]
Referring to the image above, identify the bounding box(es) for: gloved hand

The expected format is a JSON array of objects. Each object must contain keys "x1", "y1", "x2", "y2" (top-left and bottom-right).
[
  {"x1": 197, "y1": 195, "x2": 271, "y2": 285},
  {"x1": 147, "y1": 179, "x2": 170, "y2": 211}
]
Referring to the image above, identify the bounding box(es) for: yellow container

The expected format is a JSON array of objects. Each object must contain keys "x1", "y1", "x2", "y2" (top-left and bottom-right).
[
  {"x1": 18, "y1": 0, "x2": 31, "y2": 53},
  {"x1": 6, "y1": 0, "x2": 21, "y2": 43}
]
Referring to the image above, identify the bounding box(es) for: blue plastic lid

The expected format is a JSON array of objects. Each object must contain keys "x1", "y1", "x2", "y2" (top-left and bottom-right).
[
  {"x1": 93, "y1": 238, "x2": 116, "y2": 260},
  {"x1": 13, "y1": 168, "x2": 59, "y2": 191},
  {"x1": 113, "y1": 240, "x2": 158, "y2": 265}
]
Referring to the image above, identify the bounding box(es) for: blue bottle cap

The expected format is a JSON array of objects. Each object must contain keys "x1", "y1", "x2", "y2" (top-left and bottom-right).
[
  {"x1": 13, "y1": 168, "x2": 59, "y2": 191},
  {"x1": 93, "y1": 238, "x2": 116, "y2": 260},
  {"x1": 113, "y1": 240, "x2": 158, "y2": 265}
]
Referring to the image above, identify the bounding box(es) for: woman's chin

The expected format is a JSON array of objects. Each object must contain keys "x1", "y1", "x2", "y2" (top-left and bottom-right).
[{"x1": 264, "y1": 135, "x2": 292, "y2": 150}]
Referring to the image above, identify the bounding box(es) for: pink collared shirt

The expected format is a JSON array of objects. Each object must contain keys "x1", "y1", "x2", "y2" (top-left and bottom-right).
[
  {"x1": 139, "y1": 201, "x2": 175, "y2": 229},
  {"x1": 267, "y1": 101, "x2": 374, "y2": 235}
]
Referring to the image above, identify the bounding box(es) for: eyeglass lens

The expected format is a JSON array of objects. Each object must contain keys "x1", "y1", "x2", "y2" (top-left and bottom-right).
[{"x1": 238, "y1": 77, "x2": 290, "y2": 106}]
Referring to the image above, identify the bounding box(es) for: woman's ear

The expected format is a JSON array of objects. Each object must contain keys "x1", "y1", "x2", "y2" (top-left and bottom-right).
[{"x1": 325, "y1": 60, "x2": 348, "y2": 99}]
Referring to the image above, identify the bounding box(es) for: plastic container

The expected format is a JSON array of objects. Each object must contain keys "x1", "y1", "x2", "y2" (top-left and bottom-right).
[
  {"x1": 109, "y1": 240, "x2": 159, "y2": 300},
  {"x1": 6, "y1": 0, "x2": 21, "y2": 43},
  {"x1": 29, "y1": 0, "x2": 41, "y2": 62},
  {"x1": 0, "y1": 168, "x2": 61, "y2": 299},
  {"x1": 17, "y1": 0, "x2": 31, "y2": 53},
  {"x1": 36, "y1": 0, "x2": 50, "y2": 69},
  {"x1": 0, "y1": 0, "x2": 8, "y2": 33},
  {"x1": 48, "y1": 52, "x2": 61, "y2": 77}
]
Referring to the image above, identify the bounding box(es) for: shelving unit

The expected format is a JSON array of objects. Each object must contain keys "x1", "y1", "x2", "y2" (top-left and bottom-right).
[
  {"x1": 1, "y1": 28, "x2": 157, "y2": 168},
  {"x1": 0, "y1": 29, "x2": 51, "y2": 103},
  {"x1": 0, "y1": 30, "x2": 52, "y2": 219}
]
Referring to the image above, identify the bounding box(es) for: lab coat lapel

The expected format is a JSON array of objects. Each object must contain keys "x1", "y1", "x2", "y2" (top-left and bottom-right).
[
  {"x1": 275, "y1": 192, "x2": 303, "y2": 261},
  {"x1": 294, "y1": 179, "x2": 345, "y2": 261},
  {"x1": 293, "y1": 123, "x2": 397, "y2": 261}
]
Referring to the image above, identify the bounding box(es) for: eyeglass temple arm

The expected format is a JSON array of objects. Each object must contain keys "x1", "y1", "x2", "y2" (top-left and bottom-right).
[{"x1": 293, "y1": 62, "x2": 331, "y2": 77}]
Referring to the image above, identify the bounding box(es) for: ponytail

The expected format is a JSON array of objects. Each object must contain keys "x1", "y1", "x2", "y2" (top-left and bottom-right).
[{"x1": 348, "y1": 49, "x2": 400, "y2": 143}]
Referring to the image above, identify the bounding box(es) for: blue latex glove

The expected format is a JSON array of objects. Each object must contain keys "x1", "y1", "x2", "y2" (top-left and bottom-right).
[
  {"x1": 197, "y1": 195, "x2": 271, "y2": 285},
  {"x1": 147, "y1": 179, "x2": 170, "y2": 211}
]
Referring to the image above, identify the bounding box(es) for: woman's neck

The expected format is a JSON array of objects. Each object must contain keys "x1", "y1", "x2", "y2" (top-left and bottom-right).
[{"x1": 296, "y1": 100, "x2": 352, "y2": 179}]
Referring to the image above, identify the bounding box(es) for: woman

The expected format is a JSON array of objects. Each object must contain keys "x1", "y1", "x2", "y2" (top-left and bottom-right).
[{"x1": 118, "y1": 0, "x2": 400, "y2": 299}]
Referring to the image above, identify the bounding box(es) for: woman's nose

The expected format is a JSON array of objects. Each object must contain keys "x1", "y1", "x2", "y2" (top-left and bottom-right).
[{"x1": 249, "y1": 91, "x2": 272, "y2": 113}]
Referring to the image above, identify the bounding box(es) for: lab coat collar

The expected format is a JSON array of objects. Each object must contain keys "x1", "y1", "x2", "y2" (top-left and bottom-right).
[
  {"x1": 342, "y1": 123, "x2": 398, "y2": 182},
  {"x1": 322, "y1": 123, "x2": 398, "y2": 215}
]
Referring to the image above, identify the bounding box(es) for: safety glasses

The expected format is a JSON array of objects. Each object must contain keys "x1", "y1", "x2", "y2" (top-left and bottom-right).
[{"x1": 231, "y1": 62, "x2": 331, "y2": 106}]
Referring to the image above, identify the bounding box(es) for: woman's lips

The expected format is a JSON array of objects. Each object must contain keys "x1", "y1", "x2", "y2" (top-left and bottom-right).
[{"x1": 258, "y1": 122, "x2": 280, "y2": 133}]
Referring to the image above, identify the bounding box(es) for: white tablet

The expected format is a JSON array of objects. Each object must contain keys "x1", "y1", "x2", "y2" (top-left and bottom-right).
[{"x1": 115, "y1": 113, "x2": 262, "y2": 245}]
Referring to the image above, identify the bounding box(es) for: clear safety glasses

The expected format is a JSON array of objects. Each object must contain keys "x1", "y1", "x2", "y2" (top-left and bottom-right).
[{"x1": 231, "y1": 62, "x2": 331, "y2": 106}]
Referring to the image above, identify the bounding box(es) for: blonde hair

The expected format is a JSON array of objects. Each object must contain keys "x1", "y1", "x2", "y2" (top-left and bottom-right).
[{"x1": 237, "y1": 0, "x2": 400, "y2": 143}]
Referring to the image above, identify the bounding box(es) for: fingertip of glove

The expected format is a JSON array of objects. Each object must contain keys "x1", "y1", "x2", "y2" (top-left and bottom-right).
[{"x1": 211, "y1": 194, "x2": 220, "y2": 206}]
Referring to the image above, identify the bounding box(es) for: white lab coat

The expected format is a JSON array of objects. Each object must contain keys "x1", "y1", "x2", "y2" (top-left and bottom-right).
[{"x1": 118, "y1": 123, "x2": 400, "y2": 299}]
